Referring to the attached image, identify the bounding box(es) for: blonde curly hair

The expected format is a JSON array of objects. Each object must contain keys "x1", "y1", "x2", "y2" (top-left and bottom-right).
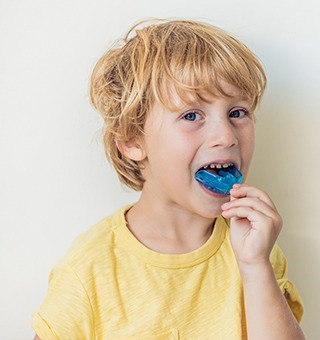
[{"x1": 90, "y1": 19, "x2": 266, "y2": 191}]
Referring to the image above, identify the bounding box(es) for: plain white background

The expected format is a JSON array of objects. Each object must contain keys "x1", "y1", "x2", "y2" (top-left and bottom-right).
[{"x1": 1, "y1": 0, "x2": 319, "y2": 338}]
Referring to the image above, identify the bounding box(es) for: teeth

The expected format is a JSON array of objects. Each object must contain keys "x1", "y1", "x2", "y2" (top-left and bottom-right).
[{"x1": 207, "y1": 162, "x2": 233, "y2": 169}]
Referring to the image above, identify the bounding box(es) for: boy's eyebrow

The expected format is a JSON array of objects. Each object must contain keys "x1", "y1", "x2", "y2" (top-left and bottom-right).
[{"x1": 172, "y1": 95, "x2": 252, "y2": 110}]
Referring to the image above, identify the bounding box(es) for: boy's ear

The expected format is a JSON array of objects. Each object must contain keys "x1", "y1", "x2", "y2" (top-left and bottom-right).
[{"x1": 116, "y1": 138, "x2": 146, "y2": 162}]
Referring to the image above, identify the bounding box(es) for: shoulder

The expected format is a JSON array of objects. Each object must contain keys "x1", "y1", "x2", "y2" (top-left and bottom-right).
[
  {"x1": 59, "y1": 205, "x2": 131, "y2": 265},
  {"x1": 269, "y1": 243, "x2": 289, "y2": 279},
  {"x1": 269, "y1": 243, "x2": 304, "y2": 322},
  {"x1": 32, "y1": 205, "x2": 133, "y2": 338}
]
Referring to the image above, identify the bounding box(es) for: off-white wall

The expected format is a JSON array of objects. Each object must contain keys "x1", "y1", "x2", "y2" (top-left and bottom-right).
[{"x1": 1, "y1": 0, "x2": 319, "y2": 338}]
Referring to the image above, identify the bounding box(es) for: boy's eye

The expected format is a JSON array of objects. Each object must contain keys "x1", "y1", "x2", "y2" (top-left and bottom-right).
[
  {"x1": 229, "y1": 109, "x2": 248, "y2": 118},
  {"x1": 182, "y1": 111, "x2": 202, "y2": 121}
]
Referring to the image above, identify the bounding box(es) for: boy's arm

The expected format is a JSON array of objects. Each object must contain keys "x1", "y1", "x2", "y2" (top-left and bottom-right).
[
  {"x1": 221, "y1": 185, "x2": 305, "y2": 340},
  {"x1": 240, "y1": 261, "x2": 304, "y2": 339},
  {"x1": 33, "y1": 335, "x2": 41, "y2": 340}
]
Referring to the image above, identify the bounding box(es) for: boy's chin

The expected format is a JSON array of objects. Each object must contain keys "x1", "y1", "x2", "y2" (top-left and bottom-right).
[{"x1": 196, "y1": 203, "x2": 227, "y2": 220}]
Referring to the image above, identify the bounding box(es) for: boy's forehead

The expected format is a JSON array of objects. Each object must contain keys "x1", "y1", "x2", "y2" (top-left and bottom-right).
[{"x1": 162, "y1": 81, "x2": 250, "y2": 111}]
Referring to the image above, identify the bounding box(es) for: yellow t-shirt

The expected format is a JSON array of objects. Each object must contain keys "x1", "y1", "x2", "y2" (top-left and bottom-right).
[{"x1": 32, "y1": 206, "x2": 303, "y2": 339}]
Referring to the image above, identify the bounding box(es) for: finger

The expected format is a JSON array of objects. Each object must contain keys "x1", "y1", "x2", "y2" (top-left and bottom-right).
[
  {"x1": 222, "y1": 205, "x2": 282, "y2": 233},
  {"x1": 230, "y1": 184, "x2": 277, "y2": 211},
  {"x1": 222, "y1": 197, "x2": 278, "y2": 220},
  {"x1": 221, "y1": 205, "x2": 275, "y2": 226}
]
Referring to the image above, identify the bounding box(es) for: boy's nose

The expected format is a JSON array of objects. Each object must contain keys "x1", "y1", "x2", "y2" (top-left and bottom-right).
[{"x1": 207, "y1": 120, "x2": 238, "y2": 148}]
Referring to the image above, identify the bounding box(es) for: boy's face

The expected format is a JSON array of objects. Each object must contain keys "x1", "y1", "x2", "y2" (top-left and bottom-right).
[{"x1": 137, "y1": 82, "x2": 255, "y2": 219}]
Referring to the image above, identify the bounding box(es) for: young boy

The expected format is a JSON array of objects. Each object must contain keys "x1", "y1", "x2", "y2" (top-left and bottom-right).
[{"x1": 33, "y1": 19, "x2": 304, "y2": 339}]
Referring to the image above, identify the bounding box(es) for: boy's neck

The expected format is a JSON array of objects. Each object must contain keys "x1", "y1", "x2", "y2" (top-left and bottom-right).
[{"x1": 125, "y1": 197, "x2": 216, "y2": 255}]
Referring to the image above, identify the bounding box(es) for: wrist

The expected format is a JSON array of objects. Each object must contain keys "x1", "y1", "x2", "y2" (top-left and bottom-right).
[{"x1": 238, "y1": 260, "x2": 274, "y2": 283}]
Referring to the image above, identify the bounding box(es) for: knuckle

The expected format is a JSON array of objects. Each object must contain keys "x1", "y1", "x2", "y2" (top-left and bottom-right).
[
  {"x1": 271, "y1": 213, "x2": 283, "y2": 231},
  {"x1": 276, "y1": 215, "x2": 283, "y2": 228}
]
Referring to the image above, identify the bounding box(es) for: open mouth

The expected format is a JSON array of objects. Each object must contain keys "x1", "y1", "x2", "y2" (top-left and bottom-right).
[{"x1": 195, "y1": 163, "x2": 243, "y2": 195}]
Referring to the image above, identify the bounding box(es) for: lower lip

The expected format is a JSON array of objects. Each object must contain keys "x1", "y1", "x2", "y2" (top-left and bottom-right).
[{"x1": 197, "y1": 182, "x2": 230, "y2": 198}]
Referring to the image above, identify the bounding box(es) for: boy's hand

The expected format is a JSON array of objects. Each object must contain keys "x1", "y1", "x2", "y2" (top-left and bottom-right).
[{"x1": 221, "y1": 184, "x2": 283, "y2": 270}]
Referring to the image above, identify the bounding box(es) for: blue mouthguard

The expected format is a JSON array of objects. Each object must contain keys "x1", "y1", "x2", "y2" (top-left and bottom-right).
[{"x1": 195, "y1": 165, "x2": 242, "y2": 195}]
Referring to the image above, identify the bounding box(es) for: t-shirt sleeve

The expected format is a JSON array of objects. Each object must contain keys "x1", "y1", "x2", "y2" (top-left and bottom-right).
[
  {"x1": 32, "y1": 264, "x2": 94, "y2": 339},
  {"x1": 270, "y1": 243, "x2": 304, "y2": 323}
]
